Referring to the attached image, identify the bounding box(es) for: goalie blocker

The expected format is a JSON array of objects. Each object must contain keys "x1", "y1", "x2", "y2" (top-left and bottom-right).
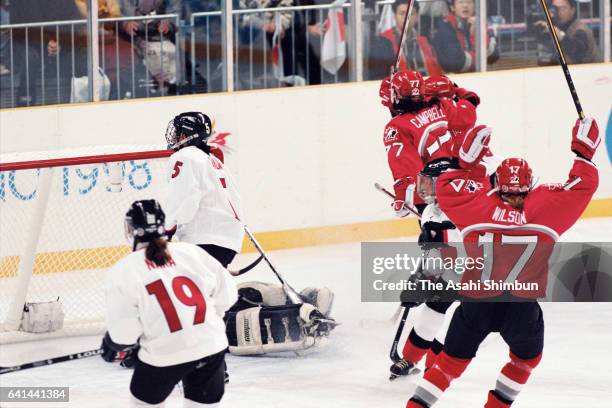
[{"x1": 225, "y1": 282, "x2": 337, "y2": 355}]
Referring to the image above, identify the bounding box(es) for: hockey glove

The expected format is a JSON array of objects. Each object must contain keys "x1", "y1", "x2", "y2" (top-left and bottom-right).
[
  {"x1": 423, "y1": 75, "x2": 455, "y2": 98},
  {"x1": 454, "y1": 87, "x2": 480, "y2": 107},
  {"x1": 418, "y1": 221, "x2": 456, "y2": 251},
  {"x1": 571, "y1": 117, "x2": 600, "y2": 161},
  {"x1": 100, "y1": 332, "x2": 138, "y2": 368},
  {"x1": 458, "y1": 125, "x2": 492, "y2": 169},
  {"x1": 392, "y1": 177, "x2": 416, "y2": 218}
]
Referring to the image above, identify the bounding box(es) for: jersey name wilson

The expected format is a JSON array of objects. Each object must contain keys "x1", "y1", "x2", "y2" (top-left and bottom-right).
[{"x1": 491, "y1": 206, "x2": 526, "y2": 225}]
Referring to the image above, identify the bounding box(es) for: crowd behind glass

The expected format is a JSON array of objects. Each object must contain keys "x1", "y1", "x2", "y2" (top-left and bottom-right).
[{"x1": 0, "y1": 0, "x2": 607, "y2": 108}]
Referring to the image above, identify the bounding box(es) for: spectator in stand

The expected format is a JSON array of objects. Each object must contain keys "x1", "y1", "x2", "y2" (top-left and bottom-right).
[
  {"x1": 534, "y1": 0, "x2": 599, "y2": 64},
  {"x1": 9, "y1": 0, "x2": 85, "y2": 106},
  {"x1": 179, "y1": 0, "x2": 230, "y2": 93},
  {"x1": 293, "y1": 0, "x2": 321, "y2": 85},
  {"x1": 238, "y1": 0, "x2": 318, "y2": 87},
  {"x1": 368, "y1": 0, "x2": 443, "y2": 80},
  {"x1": 431, "y1": 0, "x2": 499, "y2": 73},
  {"x1": 119, "y1": 0, "x2": 178, "y2": 93},
  {"x1": 75, "y1": 0, "x2": 117, "y2": 97}
]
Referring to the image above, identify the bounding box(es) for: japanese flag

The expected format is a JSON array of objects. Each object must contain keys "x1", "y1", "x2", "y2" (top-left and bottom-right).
[
  {"x1": 377, "y1": 3, "x2": 394, "y2": 35},
  {"x1": 320, "y1": 0, "x2": 347, "y2": 75},
  {"x1": 271, "y1": 13, "x2": 284, "y2": 80}
]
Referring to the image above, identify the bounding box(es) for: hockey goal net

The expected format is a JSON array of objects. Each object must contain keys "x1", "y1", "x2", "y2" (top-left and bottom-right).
[{"x1": 0, "y1": 147, "x2": 172, "y2": 344}]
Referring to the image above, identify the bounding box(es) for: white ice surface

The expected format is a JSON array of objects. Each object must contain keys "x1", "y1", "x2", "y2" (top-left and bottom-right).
[{"x1": 1, "y1": 218, "x2": 611, "y2": 408}]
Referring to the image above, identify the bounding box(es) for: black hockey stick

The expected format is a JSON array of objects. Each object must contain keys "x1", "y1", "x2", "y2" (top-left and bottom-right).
[
  {"x1": 374, "y1": 182, "x2": 421, "y2": 219},
  {"x1": 243, "y1": 225, "x2": 303, "y2": 304},
  {"x1": 390, "y1": 303, "x2": 416, "y2": 363},
  {"x1": 0, "y1": 348, "x2": 103, "y2": 375},
  {"x1": 228, "y1": 254, "x2": 264, "y2": 276},
  {"x1": 538, "y1": 0, "x2": 585, "y2": 120}
]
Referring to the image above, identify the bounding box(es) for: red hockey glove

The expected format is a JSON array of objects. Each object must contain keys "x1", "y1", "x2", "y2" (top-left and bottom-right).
[
  {"x1": 423, "y1": 75, "x2": 455, "y2": 98},
  {"x1": 379, "y1": 76, "x2": 392, "y2": 108},
  {"x1": 454, "y1": 87, "x2": 480, "y2": 107},
  {"x1": 392, "y1": 176, "x2": 416, "y2": 218},
  {"x1": 571, "y1": 117, "x2": 600, "y2": 161},
  {"x1": 458, "y1": 125, "x2": 492, "y2": 169}
]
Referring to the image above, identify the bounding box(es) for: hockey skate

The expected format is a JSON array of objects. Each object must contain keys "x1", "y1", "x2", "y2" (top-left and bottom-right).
[{"x1": 389, "y1": 358, "x2": 420, "y2": 380}]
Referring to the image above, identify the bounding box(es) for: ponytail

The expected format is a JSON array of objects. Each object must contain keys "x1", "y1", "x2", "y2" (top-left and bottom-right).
[{"x1": 145, "y1": 238, "x2": 171, "y2": 266}]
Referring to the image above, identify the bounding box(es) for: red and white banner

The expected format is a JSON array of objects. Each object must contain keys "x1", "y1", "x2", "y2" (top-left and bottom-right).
[
  {"x1": 271, "y1": 13, "x2": 284, "y2": 80},
  {"x1": 320, "y1": 0, "x2": 347, "y2": 75},
  {"x1": 377, "y1": 3, "x2": 394, "y2": 35}
]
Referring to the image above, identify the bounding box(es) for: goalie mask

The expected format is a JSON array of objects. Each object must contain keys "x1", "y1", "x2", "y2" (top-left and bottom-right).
[
  {"x1": 125, "y1": 199, "x2": 167, "y2": 248},
  {"x1": 417, "y1": 158, "x2": 457, "y2": 204},
  {"x1": 165, "y1": 112, "x2": 212, "y2": 151}
]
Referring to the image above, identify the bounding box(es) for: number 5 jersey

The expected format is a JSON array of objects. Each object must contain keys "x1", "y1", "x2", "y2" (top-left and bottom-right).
[{"x1": 165, "y1": 145, "x2": 244, "y2": 252}]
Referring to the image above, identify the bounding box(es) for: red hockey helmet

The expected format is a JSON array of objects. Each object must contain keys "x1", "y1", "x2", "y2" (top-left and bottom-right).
[
  {"x1": 391, "y1": 70, "x2": 424, "y2": 104},
  {"x1": 495, "y1": 158, "x2": 533, "y2": 194}
]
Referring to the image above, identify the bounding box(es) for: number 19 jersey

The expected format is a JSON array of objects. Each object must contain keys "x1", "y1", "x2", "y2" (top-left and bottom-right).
[{"x1": 105, "y1": 242, "x2": 238, "y2": 367}]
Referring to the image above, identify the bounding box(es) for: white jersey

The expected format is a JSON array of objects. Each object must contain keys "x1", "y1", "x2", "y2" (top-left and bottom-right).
[
  {"x1": 105, "y1": 242, "x2": 238, "y2": 367},
  {"x1": 421, "y1": 202, "x2": 465, "y2": 281},
  {"x1": 165, "y1": 146, "x2": 244, "y2": 252}
]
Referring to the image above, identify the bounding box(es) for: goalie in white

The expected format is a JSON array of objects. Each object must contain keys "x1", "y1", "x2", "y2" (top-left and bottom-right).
[
  {"x1": 102, "y1": 199, "x2": 237, "y2": 407},
  {"x1": 164, "y1": 112, "x2": 243, "y2": 267}
]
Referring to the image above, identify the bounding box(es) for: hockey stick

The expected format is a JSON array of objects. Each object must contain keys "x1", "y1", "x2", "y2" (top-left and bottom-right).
[
  {"x1": 392, "y1": 0, "x2": 417, "y2": 73},
  {"x1": 228, "y1": 254, "x2": 264, "y2": 276},
  {"x1": 389, "y1": 303, "x2": 417, "y2": 363},
  {"x1": 374, "y1": 182, "x2": 421, "y2": 219},
  {"x1": 0, "y1": 348, "x2": 103, "y2": 375},
  {"x1": 537, "y1": 0, "x2": 585, "y2": 120},
  {"x1": 243, "y1": 225, "x2": 303, "y2": 305}
]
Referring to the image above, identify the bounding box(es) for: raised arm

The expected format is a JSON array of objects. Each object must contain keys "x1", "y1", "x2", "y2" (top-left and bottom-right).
[{"x1": 528, "y1": 118, "x2": 600, "y2": 235}]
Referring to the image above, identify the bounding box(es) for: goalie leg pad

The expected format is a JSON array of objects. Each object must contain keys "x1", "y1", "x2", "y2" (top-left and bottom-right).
[
  {"x1": 299, "y1": 287, "x2": 335, "y2": 317},
  {"x1": 226, "y1": 305, "x2": 319, "y2": 356}
]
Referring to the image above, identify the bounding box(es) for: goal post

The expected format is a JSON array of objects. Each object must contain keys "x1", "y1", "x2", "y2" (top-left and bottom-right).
[{"x1": 0, "y1": 148, "x2": 172, "y2": 344}]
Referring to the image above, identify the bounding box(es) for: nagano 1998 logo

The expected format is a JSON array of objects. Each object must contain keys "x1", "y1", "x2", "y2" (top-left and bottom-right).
[{"x1": 0, "y1": 160, "x2": 154, "y2": 202}]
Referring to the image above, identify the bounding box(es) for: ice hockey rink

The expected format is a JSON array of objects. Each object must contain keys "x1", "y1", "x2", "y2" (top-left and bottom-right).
[{"x1": 1, "y1": 217, "x2": 611, "y2": 408}]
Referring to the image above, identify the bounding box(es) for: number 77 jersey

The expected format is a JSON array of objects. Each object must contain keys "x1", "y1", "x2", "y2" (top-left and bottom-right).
[
  {"x1": 105, "y1": 242, "x2": 238, "y2": 367},
  {"x1": 383, "y1": 98, "x2": 476, "y2": 205},
  {"x1": 436, "y1": 157, "x2": 599, "y2": 299}
]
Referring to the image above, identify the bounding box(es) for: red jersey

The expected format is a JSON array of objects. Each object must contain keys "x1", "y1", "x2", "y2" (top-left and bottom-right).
[
  {"x1": 436, "y1": 157, "x2": 598, "y2": 298},
  {"x1": 383, "y1": 98, "x2": 476, "y2": 205}
]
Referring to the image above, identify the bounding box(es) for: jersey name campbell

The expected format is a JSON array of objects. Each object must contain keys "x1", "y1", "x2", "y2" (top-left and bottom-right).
[{"x1": 383, "y1": 98, "x2": 476, "y2": 205}]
